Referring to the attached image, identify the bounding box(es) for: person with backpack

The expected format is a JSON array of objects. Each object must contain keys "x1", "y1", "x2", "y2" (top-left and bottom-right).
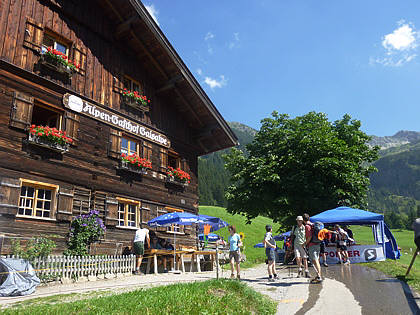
[
  {"x1": 291, "y1": 216, "x2": 310, "y2": 278},
  {"x1": 333, "y1": 224, "x2": 354, "y2": 265},
  {"x1": 303, "y1": 213, "x2": 323, "y2": 283},
  {"x1": 264, "y1": 225, "x2": 278, "y2": 282}
]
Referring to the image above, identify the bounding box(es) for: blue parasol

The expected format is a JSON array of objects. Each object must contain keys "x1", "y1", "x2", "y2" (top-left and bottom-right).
[
  {"x1": 197, "y1": 214, "x2": 229, "y2": 232},
  {"x1": 198, "y1": 233, "x2": 220, "y2": 242}
]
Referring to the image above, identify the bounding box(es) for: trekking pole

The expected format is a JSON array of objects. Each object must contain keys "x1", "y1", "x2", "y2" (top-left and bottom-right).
[{"x1": 405, "y1": 247, "x2": 419, "y2": 277}]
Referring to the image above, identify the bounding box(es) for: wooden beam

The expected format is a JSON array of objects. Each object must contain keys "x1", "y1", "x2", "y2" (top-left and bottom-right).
[
  {"x1": 103, "y1": 0, "x2": 124, "y2": 22},
  {"x1": 156, "y1": 75, "x2": 184, "y2": 94},
  {"x1": 174, "y1": 89, "x2": 203, "y2": 127},
  {"x1": 193, "y1": 124, "x2": 218, "y2": 140},
  {"x1": 114, "y1": 15, "x2": 138, "y2": 39}
]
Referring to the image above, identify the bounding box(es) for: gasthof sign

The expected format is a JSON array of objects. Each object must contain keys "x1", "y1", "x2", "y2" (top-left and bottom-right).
[{"x1": 63, "y1": 93, "x2": 170, "y2": 148}]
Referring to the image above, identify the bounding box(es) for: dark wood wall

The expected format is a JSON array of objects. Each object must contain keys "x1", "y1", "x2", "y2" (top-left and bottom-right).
[{"x1": 0, "y1": 0, "x2": 201, "y2": 254}]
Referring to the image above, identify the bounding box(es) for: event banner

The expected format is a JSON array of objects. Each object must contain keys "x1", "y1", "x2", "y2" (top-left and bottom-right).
[{"x1": 324, "y1": 244, "x2": 385, "y2": 264}]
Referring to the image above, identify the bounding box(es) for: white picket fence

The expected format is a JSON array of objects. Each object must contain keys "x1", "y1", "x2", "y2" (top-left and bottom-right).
[{"x1": 4, "y1": 254, "x2": 136, "y2": 279}]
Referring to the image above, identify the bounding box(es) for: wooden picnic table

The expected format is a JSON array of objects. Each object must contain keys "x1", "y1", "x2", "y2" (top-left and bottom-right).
[{"x1": 144, "y1": 249, "x2": 218, "y2": 274}]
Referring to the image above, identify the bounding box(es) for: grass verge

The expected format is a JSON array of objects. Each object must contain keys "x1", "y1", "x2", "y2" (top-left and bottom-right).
[{"x1": 2, "y1": 279, "x2": 277, "y2": 315}]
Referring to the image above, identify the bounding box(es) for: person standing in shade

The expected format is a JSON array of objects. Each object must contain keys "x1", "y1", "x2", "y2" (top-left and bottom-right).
[
  {"x1": 132, "y1": 226, "x2": 150, "y2": 275},
  {"x1": 264, "y1": 225, "x2": 278, "y2": 282},
  {"x1": 293, "y1": 216, "x2": 310, "y2": 278},
  {"x1": 228, "y1": 225, "x2": 242, "y2": 279},
  {"x1": 303, "y1": 213, "x2": 323, "y2": 283}
]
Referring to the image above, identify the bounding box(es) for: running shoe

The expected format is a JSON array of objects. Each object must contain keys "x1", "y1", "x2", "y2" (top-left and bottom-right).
[
  {"x1": 344, "y1": 260, "x2": 350, "y2": 265},
  {"x1": 305, "y1": 271, "x2": 311, "y2": 278},
  {"x1": 323, "y1": 262, "x2": 329, "y2": 267},
  {"x1": 268, "y1": 278, "x2": 275, "y2": 282},
  {"x1": 297, "y1": 269, "x2": 303, "y2": 277},
  {"x1": 230, "y1": 274, "x2": 235, "y2": 279}
]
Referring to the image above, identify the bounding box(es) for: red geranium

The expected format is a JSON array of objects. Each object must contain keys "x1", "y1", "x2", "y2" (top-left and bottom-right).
[
  {"x1": 167, "y1": 166, "x2": 191, "y2": 184},
  {"x1": 122, "y1": 89, "x2": 150, "y2": 107},
  {"x1": 121, "y1": 153, "x2": 152, "y2": 169},
  {"x1": 29, "y1": 125, "x2": 73, "y2": 146}
]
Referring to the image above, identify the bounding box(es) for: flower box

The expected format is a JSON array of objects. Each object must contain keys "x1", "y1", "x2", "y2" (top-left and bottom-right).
[
  {"x1": 121, "y1": 91, "x2": 150, "y2": 112},
  {"x1": 166, "y1": 175, "x2": 189, "y2": 187},
  {"x1": 39, "y1": 54, "x2": 74, "y2": 78},
  {"x1": 28, "y1": 133, "x2": 69, "y2": 153},
  {"x1": 118, "y1": 160, "x2": 148, "y2": 175}
]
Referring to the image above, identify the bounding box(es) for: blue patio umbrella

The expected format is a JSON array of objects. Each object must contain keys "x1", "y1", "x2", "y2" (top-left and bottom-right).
[
  {"x1": 254, "y1": 242, "x2": 264, "y2": 248},
  {"x1": 198, "y1": 233, "x2": 220, "y2": 242},
  {"x1": 197, "y1": 214, "x2": 229, "y2": 232},
  {"x1": 147, "y1": 212, "x2": 204, "y2": 271}
]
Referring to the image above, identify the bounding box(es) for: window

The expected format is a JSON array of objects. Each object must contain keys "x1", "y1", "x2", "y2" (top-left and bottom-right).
[
  {"x1": 160, "y1": 148, "x2": 168, "y2": 172},
  {"x1": 31, "y1": 102, "x2": 62, "y2": 128},
  {"x1": 121, "y1": 136, "x2": 140, "y2": 156},
  {"x1": 41, "y1": 33, "x2": 69, "y2": 56},
  {"x1": 168, "y1": 151, "x2": 181, "y2": 169},
  {"x1": 123, "y1": 76, "x2": 141, "y2": 93},
  {"x1": 18, "y1": 180, "x2": 58, "y2": 219},
  {"x1": 117, "y1": 198, "x2": 140, "y2": 228},
  {"x1": 166, "y1": 207, "x2": 184, "y2": 234}
]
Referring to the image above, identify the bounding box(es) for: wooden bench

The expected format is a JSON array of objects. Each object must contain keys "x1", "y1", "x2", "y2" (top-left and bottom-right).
[{"x1": 190, "y1": 250, "x2": 217, "y2": 272}]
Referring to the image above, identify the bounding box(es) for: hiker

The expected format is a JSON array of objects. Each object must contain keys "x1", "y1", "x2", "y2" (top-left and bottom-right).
[
  {"x1": 228, "y1": 225, "x2": 242, "y2": 279},
  {"x1": 413, "y1": 218, "x2": 420, "y2": 249},
  {"x1": 334, "y1": 224, "x2": 354, "y2": 265},
  {"x1": 292, "y1": 216, "x2": 310, "y2": 278},
  {"x1": 318, "y1": 228, "x2": 332, "y2": 267},
  {"x1": 303, "y1": 213, "x2": 323, "y2": 283},
  {"x1": 264, "y1": 225, "x2": 278, "y2": 282},
  {"x1": 133, "y1": 226, "x2": 150, "y2": 275}
]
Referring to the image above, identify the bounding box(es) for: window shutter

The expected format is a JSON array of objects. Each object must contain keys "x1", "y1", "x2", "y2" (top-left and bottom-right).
[
  {"x1": 108, "y1": 128, "x2": 122, "y2": 159},
  {"x1": 142, "y1": 141, "x2": 153, "y2": 163},
  {"x1": 105, "y1": 196, "x2": 118, "y2": 226},
  {"x1": 112, "y1": 70, "x2": 125, "y2": 94},
  {"x1": 160, "y1": 148, "x2": 168, "y2": 172},
  {"x1": 56, "y1": 187, "x2": 74, "y2": 221},
  {"x1": 93, "y1": 191, "x2": 107, "y2": 219},
  {"x1": 72, "y1": 186, "x2": 91, "y2": 215},
  {"x1": 64, "y1": 111, "x2": 80, "y2": 144},
  {"x1": 23, "y1": 17, "x2": 44, "y2": 52},
  {"x1": 72, "y1": 44, "x2": 87, "y2": 76},
  {"x1": 9, "y1": 91, "x2": 34, "y2": 130},
  {"x1": 0, "y1": 178, "x2": 20, "y2": 216}
]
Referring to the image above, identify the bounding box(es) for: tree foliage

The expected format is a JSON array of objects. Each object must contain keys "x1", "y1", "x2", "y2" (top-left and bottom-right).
[{"x1": 223, "y1": 111, "x2": 379, "y2": 226}]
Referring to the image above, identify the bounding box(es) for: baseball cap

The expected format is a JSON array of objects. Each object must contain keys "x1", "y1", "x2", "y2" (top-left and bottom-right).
[{"x1": 296, "y1": 216, "x2": 303, "y2": 221}]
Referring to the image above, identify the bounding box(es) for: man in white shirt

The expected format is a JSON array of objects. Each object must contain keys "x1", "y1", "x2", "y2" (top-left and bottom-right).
[{"x1": 133, "y1": 227, "x2": 150, "y2": 274}]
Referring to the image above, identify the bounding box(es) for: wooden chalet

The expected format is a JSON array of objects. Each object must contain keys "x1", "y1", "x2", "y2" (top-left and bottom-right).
[{"x1": 0, "y1": 0, "x2": 237, "y2": 254}]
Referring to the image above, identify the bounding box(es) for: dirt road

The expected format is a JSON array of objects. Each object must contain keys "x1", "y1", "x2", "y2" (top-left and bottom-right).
[{"x1": 1, "y1": 263, "x2": 419, "y2": 314}]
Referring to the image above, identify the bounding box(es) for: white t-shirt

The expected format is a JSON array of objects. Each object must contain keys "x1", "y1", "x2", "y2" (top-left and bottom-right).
[{"x1": 134, "y1": 228, "x2": 149, "y2": 243}]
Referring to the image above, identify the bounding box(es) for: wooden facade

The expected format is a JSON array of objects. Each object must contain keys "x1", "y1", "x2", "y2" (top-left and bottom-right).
[{"x1": 0, "y1": 0, "x2": 237, "y2": 254}]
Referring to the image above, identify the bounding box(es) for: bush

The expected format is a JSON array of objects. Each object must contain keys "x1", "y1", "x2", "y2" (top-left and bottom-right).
[
  {"x1": 11, "y1": 237, "x2": 56, "y2": 263},
  {"x1": 64, "y1": 209, "x2": 106, "y2": 256}
]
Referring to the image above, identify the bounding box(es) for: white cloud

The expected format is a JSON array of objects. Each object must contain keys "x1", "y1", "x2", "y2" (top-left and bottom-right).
[
  {"x1": 205, "y1": 32, "x2": 215, "y2": 41},
  {"x1": 197, "y1": 68, "x2": 203, "y2": 76},
  {"x1": 145, "y1": 4, "x2": 159, "y2": 26},
  {"x1": 373, "y1": 21, "x2": 419, "y2": 67},
  {"x1": 204, "y1": 75, "x2": 227, "y2": 89},
  {"x1": 382, "y1": 24, "x2": 417, "y2": 51}
]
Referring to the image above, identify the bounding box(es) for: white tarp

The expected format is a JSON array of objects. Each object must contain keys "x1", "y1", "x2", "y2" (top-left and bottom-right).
[
  {"x1": 0, "y1": 258, "x2": 40, "y2": 296},
  {"x1": 324, "y1": 244, "x2": 385, "y2": 264}
]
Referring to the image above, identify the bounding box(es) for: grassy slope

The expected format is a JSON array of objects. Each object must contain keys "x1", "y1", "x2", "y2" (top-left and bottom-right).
[
  {"x1": 3, "y1": 280, "x2": 277, "y2": 315},
  {"x1": 351, "y1": 226, "x2": 419, "y2": 292},
  {"x1": 199, "y1": 206, "x2": 282, "y2": 268}
]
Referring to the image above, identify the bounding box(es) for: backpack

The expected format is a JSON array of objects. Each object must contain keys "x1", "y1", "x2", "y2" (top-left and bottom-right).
[{"x1": 310, "y1": 222, "x2": 325, "y2": 243}]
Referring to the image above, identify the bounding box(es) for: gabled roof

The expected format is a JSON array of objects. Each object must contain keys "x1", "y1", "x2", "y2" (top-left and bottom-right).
[{"x1": 96, "y1": 0, "x2": 238, "y2": 155}]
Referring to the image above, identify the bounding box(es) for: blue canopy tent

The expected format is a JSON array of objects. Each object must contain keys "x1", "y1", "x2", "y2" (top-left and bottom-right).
[
  {"x1": 254, "y1": 231, "x2": 291, "y2": 248},
  {"x1": 311, "y1": 206, "x2": 400, "y2": 260}
]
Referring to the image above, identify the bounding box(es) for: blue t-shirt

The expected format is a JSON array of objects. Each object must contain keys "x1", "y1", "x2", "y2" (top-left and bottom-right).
[{"x1": 229, "y1": 233, "x2": 240, "y2": 251}]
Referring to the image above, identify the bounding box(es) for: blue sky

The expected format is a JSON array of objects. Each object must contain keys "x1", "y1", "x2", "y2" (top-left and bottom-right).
[{"x1": 144, "y1": 1, "x2": 420, "y2": 136}]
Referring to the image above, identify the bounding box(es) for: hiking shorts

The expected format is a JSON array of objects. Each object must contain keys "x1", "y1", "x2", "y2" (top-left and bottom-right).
[
  {"x1": 308, "y1": 244, "x2": 320, "y2": 261},
  {"x1": 294, "y1": 244, "x2": 307, "y2": 258},
  {"x1": 337, "y1": 241, "x2": 347, "y2": 251},
  {"x1": 229, "y1": 250, "x2": 240, "y2": 263},
  {"x1": 320, "y1": 242, "x2": 326, "y2": 254},
  {"x1": 266, "y1": 248, "x2": 276, "y2": 262},
  {"x1": 133, "y1": 241, "x2": 144, "y2": 256}
]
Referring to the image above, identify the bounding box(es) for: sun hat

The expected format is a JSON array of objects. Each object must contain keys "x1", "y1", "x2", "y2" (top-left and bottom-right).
[{"x1": 296, "y1": 216, "x2": 303, "y2": 221}]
